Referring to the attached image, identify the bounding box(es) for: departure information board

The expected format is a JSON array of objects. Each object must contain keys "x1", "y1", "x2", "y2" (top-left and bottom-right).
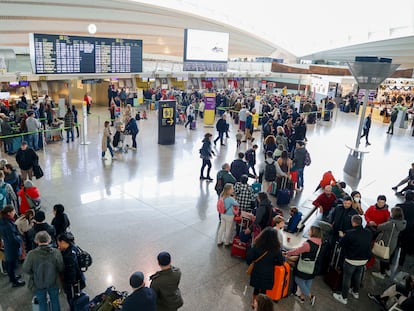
[{"x1": 29, "y1": 33, "x2": 143, "y2": 74}]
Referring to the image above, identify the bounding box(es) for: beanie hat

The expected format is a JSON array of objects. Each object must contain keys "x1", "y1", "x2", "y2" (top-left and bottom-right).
[
  {"x1": 157, "y1": 251, "x2": 171, "y2": 266},
  {"x1": 129, "y1": 271, "x2": 144, "y2": 288},
  {"x1": 24, "y1": 180, "x2": 33, "y2": 188}
]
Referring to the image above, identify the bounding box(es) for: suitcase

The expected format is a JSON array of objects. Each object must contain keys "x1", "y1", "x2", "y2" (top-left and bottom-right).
[
  {"x1": 324, "y1": 242, "x2": 343, "y2": 291},
  {"x1": 277, "y1": 177, "x2": 293, "y2": 206},
  {"x1": 230, "y1": 236, "x2": 249, "y2": 258},
  {"x1": 289, "y1": 171, "x2": 298, "y2": 189},
  {"x1": 73, "y1": 292, "x2": 90, "y2": 311},
  {"x1": 266, "y1": 262, "x2": 291, "y2": 301},
  {"x1": 191, "y1": 120, "x2": 196, "y2": 129},
  {"x1": 267, "y1": 181, "x2": 278, "y2": 196},
  {"x1": 323, "y1": 112, "x2": 331, "y2": 121},
  {"x1": 234, "y1": 115, "x2": 239, "y2": 124}
]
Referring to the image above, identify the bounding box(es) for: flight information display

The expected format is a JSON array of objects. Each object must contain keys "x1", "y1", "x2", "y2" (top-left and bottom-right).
[{"x1": 29, "y1": 34, "x2": 143, "y2": 74}]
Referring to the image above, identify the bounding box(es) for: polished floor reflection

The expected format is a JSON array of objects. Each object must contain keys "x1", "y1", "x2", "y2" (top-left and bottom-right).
[{"x1": 1, "y1": 107, "x2": 414, "y2": 311}]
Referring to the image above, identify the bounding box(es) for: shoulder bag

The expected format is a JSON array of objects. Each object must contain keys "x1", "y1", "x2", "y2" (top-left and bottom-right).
[
  {"x1": 372, "y1": 223, "x2": 395, "y2": 260},
  {"x1": 246, "y1": 251, "x2": 268, "y2": 275},
  {"x1": 297, "y1": 242, "x2": 321, "y2": 275}
]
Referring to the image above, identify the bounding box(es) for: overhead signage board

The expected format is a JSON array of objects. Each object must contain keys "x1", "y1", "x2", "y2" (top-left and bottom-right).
[{"x1": 29, "y1": 33, "x2": 142, "y2": 74}]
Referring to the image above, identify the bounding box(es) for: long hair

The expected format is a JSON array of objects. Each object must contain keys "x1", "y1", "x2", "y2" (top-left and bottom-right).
[
  {"x1": 254, "y1": 227, "x2": 280, "y2": 252},
  {"x1": 220, "y1": 183, "x2": 234, "y2": 198},
  {"x1": 256, "y1": 294, "x2": 274, "y2": 311},
  {"x1": 264, "y1": 135, "x2": 276, "y2": 145}
]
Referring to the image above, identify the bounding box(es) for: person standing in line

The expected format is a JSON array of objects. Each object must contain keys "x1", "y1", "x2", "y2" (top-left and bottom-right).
[
  {"x1": 243, "y1": 111, "x2": 255, "y2": 142},
  {"x1": 57, "y1": 232, "x2": 86, "y2": 311},
  {"x1": 199, "y1": 133, "x2": 214, "y2": 181},
  {"x1": 239, "y1": 105, "x2": 248, "y2": 131},
  {"x1": 84, "y1": 93, "x2": 92, "y2": 114},
  {"x1": 214, "y1": 114, "x2": 227, "y2": 146},
  {"x1": 23, "y1": 231, "x2": 64, "y2": 311},
  {"x1": 217, "y1": 183, "x2": 239, "y2": 246},
  {"x1": 123, "y1": 271, "x2": 156, "y2": 311},
  {"x1": 333, "y1": 215, "x2": 372, "y2": 305},
  {"x1": 223, "y1": 109, "x2": 231, "y2": 138},
  {"x1": 125, "y1": 116, "x2": 139, "y2": 151},
  {"x1": 0, "y1": 205, "x2": 26, "y2": 287},
  {"x1": 198, "y1": 99, "x2": 204, "y2": 119},
  {"x1": 150, "y1": 252, "x2": 184, "y2": 311},
  {"x1": 360, "y1": 112, "x2": 372, "y2": 146},
  {"x1": 387, "y1": 108, "x2": 399, "y2": 135},
  {"x1": 64, "y1": 107, "x2": 75, "y2": 144},
  {"x1": 71, "y1": 105, "x2": 79, "y2": 138},
  {"x1": 25, "y1": 111, "x2": 42, "y2": 151},
  {"x1": 101, "y1": 121, "x2": 114, "y2": 160},
  {"x1": 0, "y1": 170, "x2": 18, "y2": 212},
  {"x1": 15, "y1": 141, "x2": 39, "y2": 181},
  {"x1": 292, "y1": 141, "x2": 307, "y2": 191}
]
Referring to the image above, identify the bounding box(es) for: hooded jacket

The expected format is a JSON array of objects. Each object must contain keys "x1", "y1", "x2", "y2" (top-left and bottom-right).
[
  {"x1": 150, "y1": 266, "x2": 183, "y2": 311},
  {"x1": 377, "y1": 218, "x2": 407, "y2": 256}
]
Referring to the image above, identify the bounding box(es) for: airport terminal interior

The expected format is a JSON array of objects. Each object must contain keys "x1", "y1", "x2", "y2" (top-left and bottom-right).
[{"x1": 1, "y1": 1, "x2": 414, "y2": 311}]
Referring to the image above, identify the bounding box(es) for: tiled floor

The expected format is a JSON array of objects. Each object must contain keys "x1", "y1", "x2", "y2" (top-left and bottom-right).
[{"x1": 1, "y1": 106, "x2": 413, "y2": 311}]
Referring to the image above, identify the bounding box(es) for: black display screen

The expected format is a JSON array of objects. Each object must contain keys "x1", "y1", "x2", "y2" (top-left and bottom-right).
[{"x1": 29, "y1": 34, "x2": 143, "y2": 74}]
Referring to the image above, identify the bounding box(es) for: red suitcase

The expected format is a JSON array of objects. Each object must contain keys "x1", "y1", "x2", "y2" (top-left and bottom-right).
[
  {"x1": 266, "y1": 262, "x2": 291, "y2": 301},
  {"x1": 324, "y1": 242, "x2": 343, "y2": 291},
  {"x1": 231, "y1": 236, "x2": 249, "y2": 258}
]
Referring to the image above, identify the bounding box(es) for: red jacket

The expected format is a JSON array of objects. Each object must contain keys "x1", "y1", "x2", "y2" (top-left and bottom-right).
[
  {"x1": 313, "y1": 192, "x2": 337, "y2": 213},
  {"x1": 364, "y1": 205, "x2": 390, "y2": 226},
  {"x1": 18, "y1": 187, "x2": 40, "y2": 214},
  {"x1": 319, "y1": 171, "x2": 336, "y2": 188}
]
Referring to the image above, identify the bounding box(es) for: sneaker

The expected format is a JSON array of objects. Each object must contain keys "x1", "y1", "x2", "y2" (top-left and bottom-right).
[
  {"x1": 367, "y1": 293, "x2": 381, "y2": 305},
  {"x1": 392, "y1": 187, "x2": 397, "y2": 191},
  {"x1": 310, "y1": 295, "x2": 316, "y2": 306},
  {"x1": 333, "y1": 293, "x2": 347, "y2": 305},
  {"x1": 366, "y1": 142, "x2": 371, "y2": 146},
  {"x1": 294, "y1": 295, "x2": 304, "y2": 304},
  {"x1": 349, "y1": 289, "x2": 359, "y2": 299},
  {"x1": 206, "y1": 177, "x2": 213, "y2": 182},
  {"x1": 372, "y1": 272, "x2": 386, "y2": 279},
  {"x1": 12, "y1": 280, "x2": 25, "y2": 287}
]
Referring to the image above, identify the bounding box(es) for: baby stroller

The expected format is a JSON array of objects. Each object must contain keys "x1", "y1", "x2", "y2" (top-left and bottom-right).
[{"x1": 112, "y1": 122, "x2": 128, "y2": 153}]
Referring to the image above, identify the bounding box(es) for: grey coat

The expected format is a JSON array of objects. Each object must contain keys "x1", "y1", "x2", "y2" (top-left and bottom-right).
[{"x1": 377, "y1": 219, "x2": 406, "y2": 257}]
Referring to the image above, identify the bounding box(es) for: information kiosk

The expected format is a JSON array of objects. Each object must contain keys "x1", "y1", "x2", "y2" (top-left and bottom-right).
[{"x1": 158, "y1": 100, "x2": 176, "y2": 145}]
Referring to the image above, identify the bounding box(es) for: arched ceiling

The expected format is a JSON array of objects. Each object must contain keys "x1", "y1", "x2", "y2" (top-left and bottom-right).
[{"x1": 0, "y1": 0, "x2": 295, "y2": 62}]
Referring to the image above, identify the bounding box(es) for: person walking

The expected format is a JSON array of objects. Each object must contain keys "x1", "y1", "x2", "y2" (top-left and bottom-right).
[
  {"x1": 0, "y1": 205, "x2": 26, "y2": 287},
  {"x1": 71, "y1": 105, "x2": 79, "y2": 138},
  {"x1": 23, "y1": 231, "x2": 64, "y2": 311},
  {"x1": 25, "y1": 111, "x2": 42, "y2": 151},
  {"x1": 360, "y1": 112, "x2": 372, "y2": 145},
  {"x1": 199, "y1": 133, "x2": 215, "y2": 181},
  {"x1": 214, "y1": 114, "x2": 227, "y2": 146},
  {"x1": 150, "y1": 251, "x2": 184, "y2": 311},
  {"x1": 245, "y1": 145, "x2": 259, "y2": 176},
  {"x1": 64, "y1": 107, "x2": 75, "y2": 143},
  {"x1": 184, "y1": 102, "x2": 195, "y2": 130},
  {"x1": 101, "y1": 121, "x2": 114, "y2": 160},
  {"x1": 15, "y1": 141, "x2": 39, "y2": 181},
  {"x1": 332, "y1": 215, "x2": 372, "y2": 305},
  {"x1": 386, "y1": 108, "x2": 398, "y2": 135},
  {"x1": 123, "y1": 271, "x2": 156, "y2": 311}
]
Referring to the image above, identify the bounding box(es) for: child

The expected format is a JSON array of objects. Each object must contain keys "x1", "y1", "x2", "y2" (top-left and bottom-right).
[
  {"x1": 286, "y1": 206, "x2": 302, "y2": 233},
  {"x1": 236, "y1": 130, "x2": 243, "y2": 148},
  {"x1": 142, "y1": 110, "x2": 147, "y2": 120},
  {"x1": 51, "y1": 204, "x2": 70, "y2": 237}
]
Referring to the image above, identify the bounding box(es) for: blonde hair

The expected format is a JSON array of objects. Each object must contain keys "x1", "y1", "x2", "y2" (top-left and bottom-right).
[
  {"x1": 220, "y1": 183, "x2": 234, "y2": 198},
  {"x1": 273, "y1": 215, "x2": 285, "y2": 225}
]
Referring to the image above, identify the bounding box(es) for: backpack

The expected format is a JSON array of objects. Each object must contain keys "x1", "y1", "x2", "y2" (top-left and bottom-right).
[
  {"x1": 0, "y1": 184, "x2": 9, "y2": 208},
  {"x1": 217, "y1": 198, "x2": 225, "y2": 214},
  {"x1": 264, "y1": 162, "x2": 277, "y2": 182},
  {"x1": 75, "y1": 245, "x2": 93, "y2": 272},
  {"x1": 215, "y1": 175, "x2": 225, "y2": 196},
  {"x1": 304, "y1": 150, "x2": 311, "y2": 166},
  {"x1": 33, "y1": 253, "x2": 57, "y2": 289}
]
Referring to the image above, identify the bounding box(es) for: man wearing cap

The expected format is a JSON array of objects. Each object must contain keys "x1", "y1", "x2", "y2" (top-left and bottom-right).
[
  {"x1": 150, "y1": 252, "x2": 183, "y2": 311},
  {"x1": 15, "y1": 141, "x2": 39, "y2": 181},
  {"x1": 23, "y1": 231, "x2": 64, "y2": 311},
  {"x1": 122, "y1": 271, "x2": 156, "y2": 311},
  {"x1": 25, "y1": 111, "x2": 42, "y2": 151},
  {"x1": 27, "y1": 211, "x2": 56, "y2": 251}
]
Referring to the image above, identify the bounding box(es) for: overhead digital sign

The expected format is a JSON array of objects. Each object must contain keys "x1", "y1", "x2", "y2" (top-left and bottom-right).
[{"x1": 29, "y1": 33, "x2": 143, "y2": 74}]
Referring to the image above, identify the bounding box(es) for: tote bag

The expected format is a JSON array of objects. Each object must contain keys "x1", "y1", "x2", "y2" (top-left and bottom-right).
[{"x1": 372, "y1": 223, "x2": 395, "y2": 260}]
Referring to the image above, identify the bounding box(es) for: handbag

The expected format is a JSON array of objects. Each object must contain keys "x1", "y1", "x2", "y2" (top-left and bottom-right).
[
  {"x1": 297, "y1": 243, "x2": 321, "y2": 275},
  {"x1": 24, "y1": 192, "x2": 41, "y2": 211},
  {"x1": 33, "y1": 164, "x2": 44, "y2": 179},
  {"x1": 372, "y1": 223, "x2": 395, "y2": 260},
  {"x1": 246, "y1": 251, "x2": 268, "y2": 275}
]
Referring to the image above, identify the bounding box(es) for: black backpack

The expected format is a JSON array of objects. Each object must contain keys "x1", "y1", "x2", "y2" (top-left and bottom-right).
[
  {"x1": 264, "y1": 162, "x2": 276, "y2": 182},
  {"x1": 75, "y1": 245, "x2": 93, "y2": 272},
  {"x1": 215, "y1": 175, "x2": 225, "y2": 196}
]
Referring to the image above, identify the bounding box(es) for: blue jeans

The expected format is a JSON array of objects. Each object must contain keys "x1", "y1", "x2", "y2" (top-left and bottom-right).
[
  {"x1": 341, "y1": 261, "x2": 364, "y2": 299},
  {"x1": 296, "y1": 168, "x2": 304, "y2": 188},
  {"x1": 35, "y1": 287, "x2": 60, "y2": 311},
  {"x1": 102, "y1": 139, "x2": 114, "y2": 158},
  {"x1": 295, "y1": 276, "x2": 313, "y2": 297},
  {"x1": 27, "y1": 133, "x2": 39, "y2": 150},
  {"x1": 66, "y1": 129, "x2": 74, "y2": 142}
]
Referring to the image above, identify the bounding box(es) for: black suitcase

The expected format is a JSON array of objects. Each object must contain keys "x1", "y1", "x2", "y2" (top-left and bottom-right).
[{"x1": 323, "y1": 111, "x2": 331, "y2": 121}]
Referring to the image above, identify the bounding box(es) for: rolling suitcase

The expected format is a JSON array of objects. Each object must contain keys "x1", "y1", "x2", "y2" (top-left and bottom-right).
[
  {"x1": 266, "y1": 262, "x2": 291, "y2": 301},
  {"x1": 276, "y1": 177, "x2": 293, "y2": 206},
  {"x1": 231, "y1": 217, "x2": 251, "y2": 258},
  {"x1": 191, "y1": 120, "x2": 196, "y2": 129},
  {"x1": 324, "y1": 242, "x2": 343, "y2": 291},
  {"x1": 323, "y1": 111, "x2": 331, "y2": 121}
]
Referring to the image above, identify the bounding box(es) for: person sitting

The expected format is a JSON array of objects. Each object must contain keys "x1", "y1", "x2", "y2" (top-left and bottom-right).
[
  {"x1": 368, "y1": 274, "x2": 414, "y2": 311},
  {"x1": 315, "y1": 170, "x2": 336, "y2": 192},
  {"x1": 332, "y1": 181, "x2": 348, "y2": 199},
  {"x1": 312, "y1": 185, "x2": 337, "y2": 221}
]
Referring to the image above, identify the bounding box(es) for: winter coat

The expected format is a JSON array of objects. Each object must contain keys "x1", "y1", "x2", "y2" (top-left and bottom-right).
[
  {"x1": 377, "y1": 219, "x2": 406, "y2": 258},
  {"x1": 199, "y1": 138, "x2": 213, "y2": 160},
  {"x1": 230, "y1": 159, "x2": 250, "y2": 182},
  {"x1": 246, "y1": 246, "x2": 284, "y2": 290},
  {"x1": 64, "y1": 111, "x2": 74, "y2": 130},
  {"x1": 61, "y1": 244, "x2": 85, "y2": 296},
  {"x1": 16, "y1": 147, "x2": 38, "y2": 170},
  {"x1": 150, "y1": 266, "x2": 183, "y2": 311},
  {"x1": 17, "y1": 186, "x2": 40, "y2": 215},
  {"x1": 122, "y1": 287, "x2": 156, "y2": 311},
  {"x1": 101, "y1": 127, "x2": 112, "y2": 151},
  {"x1": 0, "y1": 216, "x2": 22, "y2": 261}
]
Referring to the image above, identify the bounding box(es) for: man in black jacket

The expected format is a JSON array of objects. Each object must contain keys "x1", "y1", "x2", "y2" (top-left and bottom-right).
[
  {"x1": 397, "y1": 190, "x2": 414, "y2": 266},
  {"x1": 214, "y1": 114, "x2": 227, "y2": 146},
  {"x1": 333, "y1": 215, "x2": 372, "y2": 305},
  {"x1": 330, "y1": 196, "x2": 358, "y2": 242},
  {"x1": 15, "y1": 141, "x2": 38, "y2": 181},
  {"x1": 230, "y1": 153, "x2": 256, "y2": 182}
]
